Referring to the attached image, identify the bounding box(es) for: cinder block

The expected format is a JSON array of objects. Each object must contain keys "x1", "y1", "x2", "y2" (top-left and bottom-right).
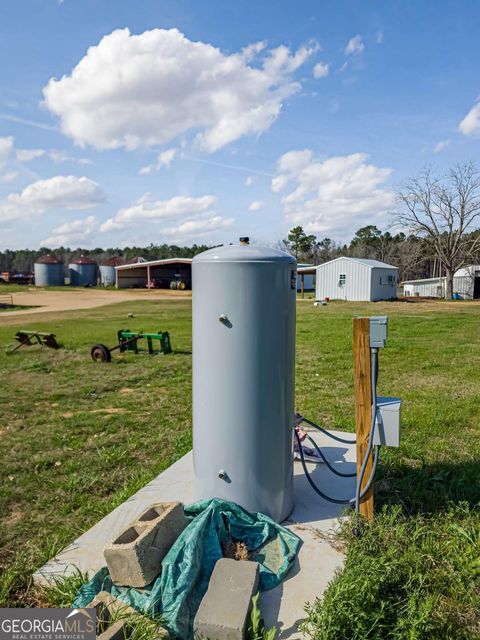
[
  {"x1": 87, "y1": 591, "x2": 169, "y2": 639},
  {"x1": 97, "y1": 620, "x2": 131, "y2": 640},
  {"x1": 104, "y1": 502, "x2": 188, "y2": 587},
  {"x1": 194, "y1": 558, "x2": 260, "y2": 640},
  {"x1": 87, "y1": 591, "x2": 136, "y2": 634}
]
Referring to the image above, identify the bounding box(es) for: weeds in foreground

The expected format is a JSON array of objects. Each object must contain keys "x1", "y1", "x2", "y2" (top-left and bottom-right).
[
  {"x1": 302, "y1": 504, "x2": 480, "y2": 640},
  {"x1": 37, "y1": 574, "x2": 274, "y2": 640},
  {"x1": 247, "y1": 593, "x2": 277, "y2": 640},
  {"x1": 37, "y1": 569, "x2": 89, "y2": 608}
]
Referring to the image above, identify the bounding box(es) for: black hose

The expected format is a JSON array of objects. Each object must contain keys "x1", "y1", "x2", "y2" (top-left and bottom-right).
[
  {"x1": 296, "y1": 348, "x2": 381, "y2": 510},
  {"x1": 305, "y1": 434, "x2": 357, "y2": 478},
  {"x1": 295, "y1": 429, "x2": 354, "y2": 504},
  {"x1": 295, "y1": 429, "x2": 380, "y2": 505},
  {"x1": 299, "y1": 416, "x2": 356, "y2": 445}
]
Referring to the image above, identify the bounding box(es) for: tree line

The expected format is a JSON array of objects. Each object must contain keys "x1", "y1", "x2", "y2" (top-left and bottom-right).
[
  {"x1": 281, "y1": 163, "x2": 480, "y2": 296},
  {"x1": 2, "y1": 163, "x2": 479, "y2": 298},
  {"x1": 0, "y1": 243, "x2": 212, "y2": 275}
]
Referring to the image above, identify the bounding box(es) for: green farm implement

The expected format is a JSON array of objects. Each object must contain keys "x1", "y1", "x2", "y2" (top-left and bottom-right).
[{"x1": 91, "y1": 329, "x2": 172, "y2": 362}]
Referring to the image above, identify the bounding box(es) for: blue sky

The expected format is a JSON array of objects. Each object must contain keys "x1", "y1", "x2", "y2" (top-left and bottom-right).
[{"x1": 0, "y1": 0, "x2": 479, "y2": 250}]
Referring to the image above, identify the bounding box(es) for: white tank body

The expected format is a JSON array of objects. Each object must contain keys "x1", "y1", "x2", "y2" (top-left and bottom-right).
[{"x1": 192, "y1": 242, "x2": 296, "y2": 522}]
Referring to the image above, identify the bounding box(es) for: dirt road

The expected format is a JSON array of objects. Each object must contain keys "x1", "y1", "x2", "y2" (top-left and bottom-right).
[{"x1": 0, "y1": 288, "x2": 191, "y2": 320}]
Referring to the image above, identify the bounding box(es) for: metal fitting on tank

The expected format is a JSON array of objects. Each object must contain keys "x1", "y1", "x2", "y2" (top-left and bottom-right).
[{"x1": 218, "y1": 469, "x2": 227, "y2": 480}]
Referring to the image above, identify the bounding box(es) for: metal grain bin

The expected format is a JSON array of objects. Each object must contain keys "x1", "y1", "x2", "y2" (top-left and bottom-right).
[
  {"x1": 34, "y1": 254, "x2": 64, "y2": 286},
  {"x1": 69, "y1": 255, "x2": 97, "y2": 286},
  {"x1": 99, "y1": 256, "x2": 123, "y2": 286},
  {"x1": 192, "y1": 240, "x2": 297, "y2": 522}
]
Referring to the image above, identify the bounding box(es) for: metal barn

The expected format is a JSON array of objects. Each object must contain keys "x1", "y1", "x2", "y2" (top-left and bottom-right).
[
  {"x1": 403, "y1": 265, "x2": 480, "y2": 299},
  {"x1": 297, "y1": 263, "x2": 315, "y2": 293},
  {"x1": 115, "y1": 258, "x2": 192, "y2": 289},
  {"x1": 315, "y1": 257, "x2": 398, "y2": 302}
]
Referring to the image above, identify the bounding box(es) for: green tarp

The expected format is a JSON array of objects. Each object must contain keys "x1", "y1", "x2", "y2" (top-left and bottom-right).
[{"x1": 73, "y1": 498, "x2": 301, "y2": 639}]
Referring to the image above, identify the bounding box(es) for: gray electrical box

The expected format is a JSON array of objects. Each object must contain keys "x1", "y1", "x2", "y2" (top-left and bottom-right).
[
  {"x1": 369, "y1": 316, "x2": 388, "y2": 348},
  {"x1": 373, "y1": 397, "x2": 401, "y2": 447}
]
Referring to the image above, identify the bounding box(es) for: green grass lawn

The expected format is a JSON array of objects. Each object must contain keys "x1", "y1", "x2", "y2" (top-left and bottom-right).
[{"x1": 0, "y1": 298, "x2": 479, "y2": 638}]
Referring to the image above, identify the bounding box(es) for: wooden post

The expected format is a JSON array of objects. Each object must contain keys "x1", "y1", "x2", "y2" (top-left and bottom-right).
[
  {"x1": 301, "y1": 274, "x2": 305, "y2": 298},
  {"x1": 353, "y1": 317, "x2": 374, "y2": 520}
]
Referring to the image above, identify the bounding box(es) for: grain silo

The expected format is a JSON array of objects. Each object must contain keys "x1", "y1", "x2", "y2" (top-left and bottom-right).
[
  {"x1": 99, "y1": 256, "x2": 123, "y2": 286},
  {"x1": 69, "y1": 255, "x2": 97, "y2": 286},
  {"x1": 34, "y1": 254, "x2": 64, "y2": 286}
]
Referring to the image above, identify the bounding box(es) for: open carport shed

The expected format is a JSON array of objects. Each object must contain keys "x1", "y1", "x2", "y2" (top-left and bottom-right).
[{"x1": 115, "y1": 258, "x2": 192, "y2": 289}]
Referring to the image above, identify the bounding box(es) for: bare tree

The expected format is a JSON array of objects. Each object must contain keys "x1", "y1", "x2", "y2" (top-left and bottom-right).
[{"x1": 395, "y1": 163, "x2": 480, "y2": 298}]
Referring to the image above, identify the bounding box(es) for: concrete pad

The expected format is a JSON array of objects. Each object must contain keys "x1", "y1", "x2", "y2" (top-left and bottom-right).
[
  {"x1": 194, "y1": 558, "x2": 259, "y2": 640},
  {"x1": 34, "y1": 429, "x2": 356, "y2": 639}
]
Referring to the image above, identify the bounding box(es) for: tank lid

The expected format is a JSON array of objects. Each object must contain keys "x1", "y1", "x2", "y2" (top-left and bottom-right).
[
  {"x1": 35, "y1": 254, "x2": 62, "y2": 264},
  {"x1": 70, "y1": 255, "x2": 97, "y2": 265},
  {"x1": 193, "y1": 242, "x2": 296, "y2": 264}
]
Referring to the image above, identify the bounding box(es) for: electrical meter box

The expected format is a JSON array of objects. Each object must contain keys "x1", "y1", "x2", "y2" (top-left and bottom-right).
[
  {"x1": 369, "y1": 316, "x2": 388, "y2": 348},
  {"x1": 373, "y1": 397, "x2": 401, "y2": 447}
]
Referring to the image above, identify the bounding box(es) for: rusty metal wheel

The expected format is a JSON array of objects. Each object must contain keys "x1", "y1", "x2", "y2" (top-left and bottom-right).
[{"x1": 90, "y1": 343, "x2": 111, "y2": 362}]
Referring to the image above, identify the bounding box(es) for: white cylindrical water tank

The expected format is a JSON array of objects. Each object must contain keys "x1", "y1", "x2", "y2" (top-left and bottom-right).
[{"x1": 192, "y1": 240, "x2": 296, "y2": 522}]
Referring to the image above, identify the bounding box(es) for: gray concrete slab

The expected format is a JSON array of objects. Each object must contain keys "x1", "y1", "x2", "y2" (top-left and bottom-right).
[{"x1": 34, "y1": 429, "x2": 356, "y2": 639}]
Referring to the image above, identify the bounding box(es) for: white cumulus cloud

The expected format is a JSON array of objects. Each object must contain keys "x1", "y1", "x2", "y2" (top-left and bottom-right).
[
  {"x1": 158, "y1": 148, "x2": 177, "y2": 167},
  {"x1": 459, "y1": 100, "x2": 480, "y2": 136},
  {"x1": 49, "y1": 149, "x2": 93, "y2": 165},
  {"x1": 248, "y1": 200, "x2": 263, "y2": 212},
  {"x1": 313, "y1": 62, "x2": 329, "y2": 79},
  {"x1": 139, "y1": 148, "x2": 177, "y2": 175},
  {"x1": 345, "y1": 35, "x2": 364, "y2": 56},
  {"x1": 42, "y1": 215, "x2": 98, "y2": 246},
  {"x1": 272, "y1": 149, "x2": 313, "y2": 192},
  {"x1": 0, "y1": 171, "x2": 18, "y2": 183},
  {"x1": 0, "y1": 175, "x2": 105, "y2": 223},
  {"x1": 99, "y1": 193, "x2": 232, "y2": 242},
  {"x1": 162, "y1": 215, "x2": 233, "y2": 239},
  {"x1": 43, "y1": 28, "x2": 317, "y2": 153},
  {"x1": 272, "y1": 150, "x2": 394, "y2": 236},
  {"x1": 16, "y1": 148, "x2": 45, "y2": 162}
]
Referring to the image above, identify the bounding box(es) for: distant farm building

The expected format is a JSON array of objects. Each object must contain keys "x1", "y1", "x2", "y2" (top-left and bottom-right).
[
  {"x1": 297, "y1": 263, "x2": 315, "y2": 294},
  {"x1": 115, "y1": 258, "x2": 192, "y2": 289},
  {"x1": 125, "y1": 256, "x2": 147, "y2": 264},
  {"x1": 403, "y1": 265, "x2": 480, "y2": 299},
  {"x1": 314, "y1": 257, "x2": 399, "y2": 301}
]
